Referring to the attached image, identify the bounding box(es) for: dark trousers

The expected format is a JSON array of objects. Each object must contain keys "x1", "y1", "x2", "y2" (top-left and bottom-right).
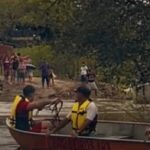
[
  {"x1": 80, "y1": 75, "x2": 87, "y2": 82},
  {"x1": 42, "y1": 75, "x2": 49, "y2": 88}
]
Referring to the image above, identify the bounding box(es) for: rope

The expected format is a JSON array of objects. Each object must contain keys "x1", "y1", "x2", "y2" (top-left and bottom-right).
[
  {"x1": 44, "y1": 100, "x2": 63, "y2": 149},
  {"x1": 34, "y1": 99, "x2": 63, "y2": 149},
  {"x1": 47, "y1": 100, "x2": 63, "y2": 127}
]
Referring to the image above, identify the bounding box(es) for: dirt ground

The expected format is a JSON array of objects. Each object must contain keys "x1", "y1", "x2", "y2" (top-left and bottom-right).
[
  {"x1": 0, "y1": 78, "x2": 76, "y2": 102},
  {"x1": 0, "y1": 77, "x2": 126, "y2": 103}
]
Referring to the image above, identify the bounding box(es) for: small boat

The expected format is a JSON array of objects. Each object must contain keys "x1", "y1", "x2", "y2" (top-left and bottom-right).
[{"x1": 6, "y1": 118, "x2": 150, "y2": 150}]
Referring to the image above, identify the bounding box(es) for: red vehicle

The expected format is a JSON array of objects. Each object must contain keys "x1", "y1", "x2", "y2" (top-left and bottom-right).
[{"x1": 6, "y1": 118, "x2": 150, "y2": 150}]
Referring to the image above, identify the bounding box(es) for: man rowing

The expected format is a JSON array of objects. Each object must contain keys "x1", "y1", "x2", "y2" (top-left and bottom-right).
[{"x1": 50, "y1": 86, "x2": 98, "y2": 136}]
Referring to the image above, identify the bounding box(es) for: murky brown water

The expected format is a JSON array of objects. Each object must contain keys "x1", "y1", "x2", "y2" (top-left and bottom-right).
[{"x1": 0, "y1": 118, "x2": 18, "y2": 150}]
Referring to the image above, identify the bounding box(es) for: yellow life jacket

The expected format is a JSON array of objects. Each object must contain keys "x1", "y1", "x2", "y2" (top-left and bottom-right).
[
  {"x1": 10, "y1": 95, "x2": 32, "y2": 128},
  {"x1": 71, "y1": 100, "x2": 90, "y2": 130}
]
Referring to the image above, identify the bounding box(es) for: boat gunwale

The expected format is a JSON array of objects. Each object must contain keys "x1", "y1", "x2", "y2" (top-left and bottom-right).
[
  {"x1": 34, "y1": 116, "x2": 150, "y2": 126},
  {"x1": 6, "y1": 118, "x2": 150, "y2": 144}
]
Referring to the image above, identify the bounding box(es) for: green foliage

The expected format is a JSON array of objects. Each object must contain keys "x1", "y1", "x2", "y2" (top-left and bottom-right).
[
  {"x1": 16, "y1": 45, "x2": 79, "y2": 78},
  {"x1": 16, "y1": 45, "x2": 55, "y2": 76},
  {"x1": 0, "y1": 0, "x2": 150, "y2": 85},
  {"x1": 17, "y1": 45, "x2": 54, "y2": 65},
  {"x1": 17, "y1": 0, "x2": 75, "y2": 28},
  {"x1": 0, "y1": 0, "x2": 21, "y2": 38}
]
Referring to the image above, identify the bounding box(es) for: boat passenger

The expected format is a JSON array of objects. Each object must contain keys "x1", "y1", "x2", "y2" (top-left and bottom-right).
[
  {"x1": 10, "y1": 85, "x2": 60, "y2": 133},
  {"x1": 50, "y1": 86, "x2": 98, "y2": 136}
]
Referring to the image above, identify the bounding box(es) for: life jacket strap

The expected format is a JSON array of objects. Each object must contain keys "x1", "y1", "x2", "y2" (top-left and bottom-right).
[{"x1": 72, "y1": 111, "x2": 87, "y2": 115}]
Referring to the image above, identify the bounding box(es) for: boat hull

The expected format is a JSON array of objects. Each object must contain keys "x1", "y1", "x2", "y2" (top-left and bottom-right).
[{"x1": 7, "y1": 120, "x2": 150, "y2": 150}]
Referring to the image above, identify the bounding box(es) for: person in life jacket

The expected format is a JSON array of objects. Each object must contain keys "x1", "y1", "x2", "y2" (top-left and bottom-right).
[
  {"x1": 50, "y1": 86, "x2": 98, "y2": 136},
  {"x1": 10, "y1": 85, "x2": 60, "y2": 132}
]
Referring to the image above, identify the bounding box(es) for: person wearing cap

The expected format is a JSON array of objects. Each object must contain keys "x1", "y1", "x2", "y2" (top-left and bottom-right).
[{"x1": 50, "y1": 86, "x2": 98, "y2": 136}]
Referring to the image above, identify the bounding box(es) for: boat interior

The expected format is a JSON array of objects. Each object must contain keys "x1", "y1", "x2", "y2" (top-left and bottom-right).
[{"x1": 56, "y1": 121, "x2": 149, "y2": 141}]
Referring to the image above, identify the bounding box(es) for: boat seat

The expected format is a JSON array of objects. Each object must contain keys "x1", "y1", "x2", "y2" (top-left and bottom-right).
[{"x1": 103, "y1": 135, "x2": 131, "y2": 139}]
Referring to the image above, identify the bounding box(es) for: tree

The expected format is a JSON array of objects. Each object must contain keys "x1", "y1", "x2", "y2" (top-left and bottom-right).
[
  {"x1": 0, "y1": 0, "x2": 149, "y2": 84},
  {"x1": 0, "y1": 0, "x2": 22, "y2": 39},
  {"x1": 54, "y1": 0, "x2": 150, "y2": 83}
]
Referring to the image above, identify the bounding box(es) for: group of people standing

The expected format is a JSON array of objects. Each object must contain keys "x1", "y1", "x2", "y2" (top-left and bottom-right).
[
  {"x1": 2, "y1": 53, "x2": 33, "y2": 84},
  {"x1": 80, "y1": 62, "x2": 98, "y2": 96},
  {"x1": 1, "y1": 54, "x2": 55, "y2": 88}
]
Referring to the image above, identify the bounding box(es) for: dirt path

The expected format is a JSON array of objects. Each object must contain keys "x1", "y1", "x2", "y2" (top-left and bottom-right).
[
  {"x1": 0, "y1": 77, "x2": 126, "y2": 103},
  {"x1": 0, "y1": 78, "x2": 77, "y2": 102}
]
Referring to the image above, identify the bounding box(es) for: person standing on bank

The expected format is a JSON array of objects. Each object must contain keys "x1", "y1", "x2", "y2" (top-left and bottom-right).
[
  {"x1": 49, "y1": 68, "x2": 55, "y2": 87},
  {"x1": 17, "y1": 58, "x2": 26, "y2": 84},
  {"x1": 11, "y1": 55, "x2": 19, "y2": 83},
  {"x1": 87, "y1": 69, "x2": 98, "y2": 96},
  {"x1": 40, "y1": 60, "x2": 50, "y2": 88},
  {"x1": 49, "y1": 86, "x2": 98, "y2": 136},
  {"x1": 3, "y1": 56, "x2": 10, "y2": 83},
  {"x1": 27, "y1": 67, "x2": 34, "y2": 83},
  {"x1": 80, "y1": 62, "x2": 88, "y2": 83}
]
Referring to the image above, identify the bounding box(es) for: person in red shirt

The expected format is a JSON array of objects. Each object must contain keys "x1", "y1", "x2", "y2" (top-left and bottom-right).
[
  {"x1": 3, "y1": 56, "x2": 10, "y2": 82},
  {"x1": 10, "y1": 54, "x2": 19, "y2": 83},
  {"x1": 11, "y1": 85, "x2": 60, "y2": 132}
]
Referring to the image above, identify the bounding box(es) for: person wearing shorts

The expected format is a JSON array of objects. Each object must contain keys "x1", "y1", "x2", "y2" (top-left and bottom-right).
[
  {"x1": 27, "y1": 68, "x2": 33, "y2": 82},
  {"x1": 11, "y1": 55, "x2": 19, "y2": 83},
  {"x1": 87, "y1": 69, "x2": 98, "y2": 96},
  {"x1": 18, "y1": 59, "x2": 26, "y2": 84},
  {"x1": 49, "y1": 69, "x2": 55, "y2": 86},
  {"x1": 80, "y1": 62, "x2": 88, "y2": 82}
]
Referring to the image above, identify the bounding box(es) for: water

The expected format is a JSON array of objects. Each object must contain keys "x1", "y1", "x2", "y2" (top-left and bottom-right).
[{"x1": 0, "y1": 121, "x2": 18, "y2": 150}]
